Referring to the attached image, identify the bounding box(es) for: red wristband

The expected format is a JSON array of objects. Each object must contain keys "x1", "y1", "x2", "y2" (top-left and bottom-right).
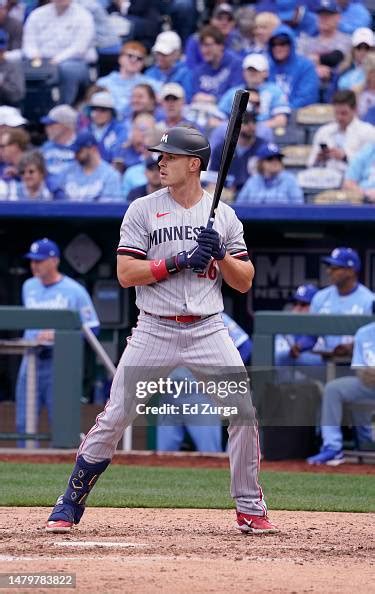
[{"x1": 150, "y1": 259, "x2": 169, "y2": 281}]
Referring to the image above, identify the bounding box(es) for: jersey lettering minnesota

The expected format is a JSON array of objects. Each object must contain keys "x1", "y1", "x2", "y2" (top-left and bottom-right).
[{"x1": 117, "y1": 188, "x2": 249, "y2": 316}]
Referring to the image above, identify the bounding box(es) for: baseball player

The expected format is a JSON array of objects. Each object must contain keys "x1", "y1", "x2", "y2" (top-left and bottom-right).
[
  {"x1": 45, "y1": 126, "x2": 278, "y2": 535},
  {"x1": 16, "y1": 238, "x2": 100, "y2": 445}
]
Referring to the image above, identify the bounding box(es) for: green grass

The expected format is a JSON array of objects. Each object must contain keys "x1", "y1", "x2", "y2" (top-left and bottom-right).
[{"x1": 1, "y1": 463, "x2": 374, "y2": 512}]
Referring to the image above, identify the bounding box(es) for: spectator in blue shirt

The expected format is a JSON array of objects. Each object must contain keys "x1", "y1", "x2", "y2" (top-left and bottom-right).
[
  {"x1": 343, "y1": 141, "x2": 375, "y2": 201},
  {"x1": 185, "y1": 3, "x2": 243, "y2": 69},
  {"x1": 191, "y1": 25, "x2": 243, "y2": 103},
  {"x1": 112, "y1": 113, "x2": 160, "y2": 175},
  {"x1": 16, "y1": 150, "x2": 65, "y2": 201},
  {"x1": 126, "y1": 155, "x2": 161, "y2": 202},
  {"x1": 145, "y1": 31, "x2": 193, "y2": 102},
  {"x1": 267, "y1": 24, "x2": 319, "y2": 108},
  {"x1": 338, "y1": 27, "x2": 374, "y2": 92},
  {"x1": 236, "y1": 142, "x2": 304, "y2": 204},
  {"x1": 40, "y1": 105, "x2": 77, "y2": 180},
  {"x1": 218, "y1": 53, "x2": 290, "y2": 131},
  {"x1": 62, "y1": 131, "x2": 122, "y2": 201},
  {"x1": 84, "y1": 91, "x2": 127, "y2": 163},
  {"x1": 97, "y1": 41, "x2": 160, "y2": 119},
  {"x1": 209, "y1": 107, "x2": 267, "y2": 193},
  {"x1": 158, "y1": 82, "x2": 196, "y2": 130},
  {"x1": 336, "y1": 0, "x2": 371, "y2": 34}
]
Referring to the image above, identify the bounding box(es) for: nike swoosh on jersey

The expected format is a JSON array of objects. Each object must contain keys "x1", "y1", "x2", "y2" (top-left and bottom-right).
[{"x1": 156, "y1": 212, "x2": 170, "y2": 218}]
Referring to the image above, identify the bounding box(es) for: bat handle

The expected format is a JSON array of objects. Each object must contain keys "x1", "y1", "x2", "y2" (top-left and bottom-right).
[{"x1": 193, "y1": 217, "x2": 215, "y2": 274}]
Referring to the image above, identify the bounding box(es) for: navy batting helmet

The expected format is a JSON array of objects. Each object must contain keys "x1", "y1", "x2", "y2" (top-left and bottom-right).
[{"x1": 148, "y1": 126, "x2": 211, "y2": 170}]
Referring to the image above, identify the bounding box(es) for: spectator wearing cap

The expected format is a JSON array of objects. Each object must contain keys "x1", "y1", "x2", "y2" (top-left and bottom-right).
[
  {"x1": 84, "y1": 91, "x2": 127, "y2": 163},
  {"x1": 126, "y1": 155, "x2": 161, "y2": 202},
  {"x1": 256, "y1": 0, "x2": 318, "y2": 37},
  {"x1": 40, "y1": 105, "x2": 78, "y2": 180},
  {"x1": 267, "y1": 25, "x2": 319, "y2": 108},
  {"x1": 185, "y1": 4, "x2": 243, "y2": 70},
  {"x1": 145, "y1": 31, "x2": 193, "y2": 102},
  {"x1": 158, "y1": 82, "x2": 195, "y2": 130},
  {"x1": 219, "y1": 53, "x2": 290, "y2": 130},
  {"x1": 191, "y1": 25, "x2": 243, "y2": 103},
  {"x1": 236, "y1": 143, "x2": 304, "y2": 204},
  {"x1": 97, "y1": 41, "x2": 160, "y2": 120},
  {"x1": 0, "y1": 28, "x2": 24, "y2": 105},
  {"x1": 22, "y1": 0, "x2": 96, "y2": 105},
  {"x1": 338, "y1": 27, "x2": 375, "y2": 93},
  {"x1": 0, "y1": 0, "x2": 22, "y2": 62},
  {"x1": 112, "y1": 113, "x2": 160, "y2": 175},
  {"x1": 307, "y1": 89, "x2": 375, "y2": 173},
  {"x1": 15, "y1": 237, "x2": 100, "y2": 446},
  {"x1": 209, "y1": 107, "x2": 268, "y2": 193},
  {"x1": 307, "y1": 320, "x2": 375, "y2": 466},
  {"x1": 274, "y1": 283, "x2": 322, "y2": 380},
  {"x1": 297, "y1": 0, "x2": 351, "y2": 100},
  {"x1": 336, "y1": 0, "x2": 371, "y2": 35},
  {"x1": 62, "y1": 131, "x2": 122, "y2": 201}
]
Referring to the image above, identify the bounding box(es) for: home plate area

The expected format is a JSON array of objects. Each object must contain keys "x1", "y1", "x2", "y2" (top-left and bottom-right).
[{"x1": 0, "y1": 507, "x2": 373, "y2": 594}]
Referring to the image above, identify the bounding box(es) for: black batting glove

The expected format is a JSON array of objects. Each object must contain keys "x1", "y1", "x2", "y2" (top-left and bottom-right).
[{"x1": 197, "y1": 227, "x2": 227, "y2": 261}]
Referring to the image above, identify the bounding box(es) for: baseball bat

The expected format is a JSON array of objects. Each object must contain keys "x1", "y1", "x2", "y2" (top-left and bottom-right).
[
  {"x1": 194, "y1": 89, "x2": 249, "y2": 273},
  {"x1": 206, "y1": 89, "x2": 250, "y2": 229}
]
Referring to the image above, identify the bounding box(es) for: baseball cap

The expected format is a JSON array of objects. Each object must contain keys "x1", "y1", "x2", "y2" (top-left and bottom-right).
[
  {"x1": 242, "y1": 53, "x2": 269, "y2": 72},
  {"x1": 89, "y1": 91, "x2": 115, "y2": 111},
  {"x1": 315, "y1": 0, "x2": 339, "y2": 14},
  {"x1": 276, "y1": 0, "x2": 298, "y2": 22},
  {"x1": 0, "y1": 106, "x2": 27, "y2": 126},
  {"x1": 40, "y1": 105, "x2": 78, "y2": 128},
  {"x1": 160, "y1": 82, "x2": 185, "y2": 100},
  {"x1": 292, "y1": 283, "x2": 318, "y2": 304},
  {"x1": 321, "y1": 247, "x2": 361, "y2": 271},
  {"x1": 0, "y1": 28, "x2": 8, "y2": 50},
  {"x1": 152, "y1": 31, "x2": 181, "y2": 55},
  {"x1": 24, "y1": 238, "x2": 60, "y2": 261},
  {"x1": 213, "y1": 3, "x2": 234, "y2": 18},
  {"x1": 257, "y1": 143, "x2": 283, "y2": 159},
  {"x1": 352, "y1": 27, "x2": 374, "y2": 48},
  {"x1": 71, "y1": 131, "x2": 98, "y2": 153}
]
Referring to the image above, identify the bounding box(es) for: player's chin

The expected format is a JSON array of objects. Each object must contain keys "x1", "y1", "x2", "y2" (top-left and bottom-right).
[{"x1": 159, "y1": 174, "x2": 169, "y2": 186}]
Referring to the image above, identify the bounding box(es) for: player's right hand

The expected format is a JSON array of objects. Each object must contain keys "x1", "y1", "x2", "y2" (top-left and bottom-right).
[{"x1": 176, "y1": 244, "x2": 212, "y2": 270}]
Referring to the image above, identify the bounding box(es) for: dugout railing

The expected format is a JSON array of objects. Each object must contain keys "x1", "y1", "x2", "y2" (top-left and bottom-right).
[
  {"x1": 0, "y1": 307, "x2": 82, "y2": 448},
  {"x1": 252, "y1": 312, "x2": 375, "y2": 460}
]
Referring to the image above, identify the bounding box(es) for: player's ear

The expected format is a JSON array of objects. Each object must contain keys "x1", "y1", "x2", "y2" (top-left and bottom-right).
[{"x1": 189, "y1": 156, "x2": 201, "y2": 173}]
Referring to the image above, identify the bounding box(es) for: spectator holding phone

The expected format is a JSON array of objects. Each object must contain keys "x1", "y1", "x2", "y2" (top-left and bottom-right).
[{"x1": 307, "y1": 89, "x2": 375, "y2": 173}]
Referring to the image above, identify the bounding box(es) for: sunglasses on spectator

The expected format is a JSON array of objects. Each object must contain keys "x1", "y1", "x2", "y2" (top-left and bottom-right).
[
  {"x1": 122, "y1": 52, "x2": 144, "y2": 62},
  {"x1": 91, "y1": 106, "x2": 112, "y2": 112},
  {"x1": 163, "y1": 94, "x2": 180, "y2": 101}
]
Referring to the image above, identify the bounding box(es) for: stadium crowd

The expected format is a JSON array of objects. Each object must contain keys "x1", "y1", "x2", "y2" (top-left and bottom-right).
[{"x1": 0, "y1": 0, "x2": 375, "y2": 203}]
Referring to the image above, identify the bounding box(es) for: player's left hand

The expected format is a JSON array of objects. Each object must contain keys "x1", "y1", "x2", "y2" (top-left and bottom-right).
[{"x1": 197, "y1": 227, "x2": 226, "y2": 260}]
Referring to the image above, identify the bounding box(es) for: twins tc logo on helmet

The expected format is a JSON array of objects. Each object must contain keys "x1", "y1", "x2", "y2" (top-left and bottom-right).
[{"x1": 160, "y1": 133, "x2": 168, "y2": 143}]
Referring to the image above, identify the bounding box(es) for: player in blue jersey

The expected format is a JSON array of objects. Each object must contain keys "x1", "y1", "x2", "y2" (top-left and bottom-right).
[
  {"x1": 16, "y1": 238, "x2": 100, "y2": 445},
  {"x1": 307, "y1": 321, "x2": 375, "y2": 465},
  {"x1": 156, "y1": 313, "x2": 252, "y2": 452}
]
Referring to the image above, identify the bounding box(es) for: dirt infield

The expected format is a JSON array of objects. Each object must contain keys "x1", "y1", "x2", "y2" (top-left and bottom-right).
[{"x1": 0, "y1": 507, "x2": 374, "y2": 594}]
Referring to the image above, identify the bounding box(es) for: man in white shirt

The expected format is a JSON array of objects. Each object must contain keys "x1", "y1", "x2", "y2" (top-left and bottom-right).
[
  {"x1": 22, "y1": 0, "x2": 95, "y2": 104},
  {"x1": 307, "y1": 89, "x2": 375, "y2": 173}
]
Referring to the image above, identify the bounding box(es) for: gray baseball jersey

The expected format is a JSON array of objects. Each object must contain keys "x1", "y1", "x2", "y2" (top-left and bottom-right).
[{"x1": 117, "y1": 188, "x2": 249, "y2": 315}]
